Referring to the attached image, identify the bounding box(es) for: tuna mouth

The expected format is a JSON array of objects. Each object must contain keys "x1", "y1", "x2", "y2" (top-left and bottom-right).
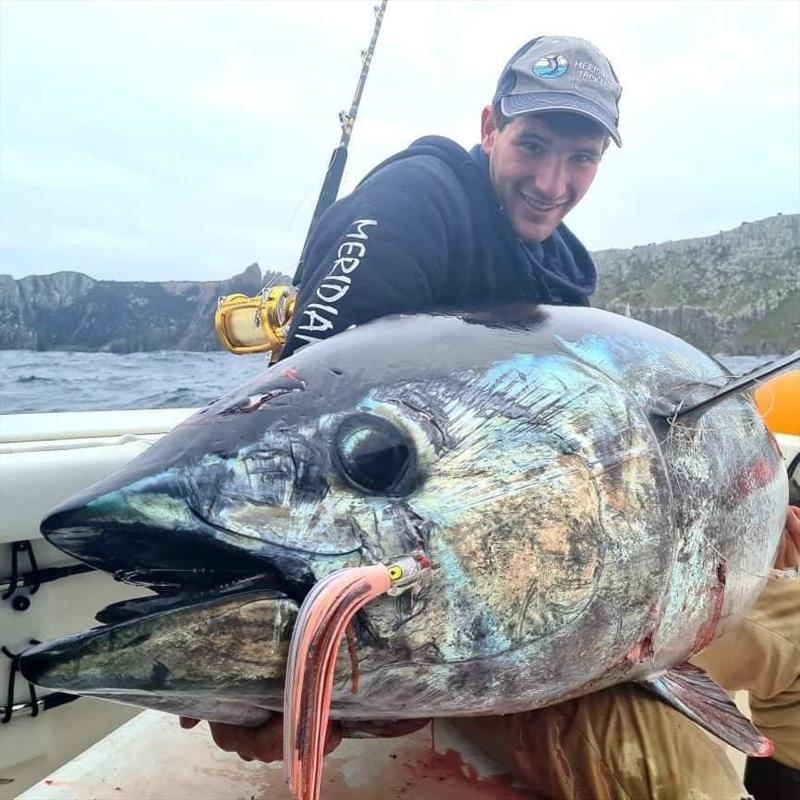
[
  {"x1": 20, "y1": 528, "x2": 311, "y2": 698},
  {"x1": 96, "y1": 567, "x2": 309, "y2": 626},
  {"x1": 105, "y1": 533, "x2": 311, "y2": 595},
  {"x1": 39, "y1": 485, "x2": 318, "y2": 622},
  {"x1": 24, "y1": 465, "x2": 318, "y2": 721},
  {"x1": 19, "y1": 574, "x2": 300, "y2": 721},
  {"x1": 95, "y1": 575, "x2": 296, "y2": 627},
  {"x1": 49, "y1": 524, "x2": 316, "y2": 627}
]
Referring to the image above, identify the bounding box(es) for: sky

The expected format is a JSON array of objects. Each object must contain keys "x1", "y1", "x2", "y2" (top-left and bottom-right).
[{"x1": 1, "y1": 0, "x2": 798, "y2": 282}]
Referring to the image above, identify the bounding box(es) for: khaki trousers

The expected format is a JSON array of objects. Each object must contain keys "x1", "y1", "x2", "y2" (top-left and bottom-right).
[{"x1": 451, "y1": 683, "x2": 749, "y2": 800}]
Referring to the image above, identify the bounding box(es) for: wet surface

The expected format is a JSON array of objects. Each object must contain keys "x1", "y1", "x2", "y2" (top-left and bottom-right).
[{"x1": 19, "y1": 710, "x2": 533, "y2": 800}]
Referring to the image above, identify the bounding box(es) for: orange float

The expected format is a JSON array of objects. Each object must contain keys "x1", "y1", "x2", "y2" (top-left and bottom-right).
[{"x1": 754, "y1": 369, "x2": 800, "y2": 436}]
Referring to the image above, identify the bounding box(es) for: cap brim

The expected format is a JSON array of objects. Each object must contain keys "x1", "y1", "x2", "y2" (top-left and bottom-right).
[{"x1": 501, "y1": 93, "x2": 622, "y2": 147}]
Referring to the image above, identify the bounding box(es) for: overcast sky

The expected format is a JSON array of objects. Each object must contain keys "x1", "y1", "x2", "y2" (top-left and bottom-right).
[{"x1": 1, "y1": 0, "x2": 798, "y2": 282}]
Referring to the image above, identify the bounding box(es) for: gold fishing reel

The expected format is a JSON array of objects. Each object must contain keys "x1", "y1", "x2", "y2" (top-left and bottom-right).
[{"x1": 214, "y1": 285, "x2": 297, "y2": 360}]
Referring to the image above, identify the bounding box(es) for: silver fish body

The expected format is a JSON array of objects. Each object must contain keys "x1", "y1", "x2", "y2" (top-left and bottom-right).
[{"x1": 22, "y1": 305, "x2": 788, "y2": 725}]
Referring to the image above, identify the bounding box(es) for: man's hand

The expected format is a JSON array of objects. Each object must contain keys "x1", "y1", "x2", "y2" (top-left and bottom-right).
[
  {"x1": 774, "y1": 505, "x2": 800, "y2": 572},
  {"x1": 178, "y1": 713, "x2": 430, "y2": 763},
  {"x1": 179, "y1": 713, "x2": 343, "y2": 763}
]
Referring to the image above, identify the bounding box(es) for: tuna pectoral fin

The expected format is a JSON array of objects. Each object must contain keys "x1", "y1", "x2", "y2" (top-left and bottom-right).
[{"x1": 639, "y1": 662, "x2": 773, "y2": 757}]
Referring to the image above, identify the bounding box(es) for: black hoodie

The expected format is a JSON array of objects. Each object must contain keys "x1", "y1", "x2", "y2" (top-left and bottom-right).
[{"x1": 282, "y1": 136, "x2": 597, "y2": 358}]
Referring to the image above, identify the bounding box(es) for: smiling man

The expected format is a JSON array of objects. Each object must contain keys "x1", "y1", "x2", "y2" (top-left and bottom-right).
[
  {"x1": 280, "y1": 35, "x2": 620, "y2": 357},
  {"x1": 192, "y1": 36, "x2": 759, "y2": 800},
  {"x1": 481, "y1": 111, "x2": 608, "y2": 243}
]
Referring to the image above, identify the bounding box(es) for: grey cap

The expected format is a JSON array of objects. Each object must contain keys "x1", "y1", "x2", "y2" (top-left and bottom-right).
[{"x1": 493, "y1": 36, "x2": 622, "y2": 146}]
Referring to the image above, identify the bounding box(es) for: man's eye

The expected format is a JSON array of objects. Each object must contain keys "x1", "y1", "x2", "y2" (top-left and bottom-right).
[
  {"x1": 519, "y1": 141, "x2": 544, "y2": 155},
  {"x1": 572, "y1": 154, "x2": 597, "y2": 166}
]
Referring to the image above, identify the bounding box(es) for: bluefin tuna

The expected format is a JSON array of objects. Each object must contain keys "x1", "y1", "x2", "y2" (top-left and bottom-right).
[{"x1": 21, "y1": 305, "x2": 791, "y2": 751}]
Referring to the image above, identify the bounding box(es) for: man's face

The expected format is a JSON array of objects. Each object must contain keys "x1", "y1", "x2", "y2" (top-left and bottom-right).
[{"x1": 481, "y1": 108, "x2": 607, "y2": 242}]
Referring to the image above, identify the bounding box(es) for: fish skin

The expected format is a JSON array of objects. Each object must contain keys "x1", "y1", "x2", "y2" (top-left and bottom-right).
[
  {"x1": 25, "y1": 589, "x2": 297, "y2": 726},
  {"x1": 21, "y1": 305, "x2": 788, "y2": 725}
]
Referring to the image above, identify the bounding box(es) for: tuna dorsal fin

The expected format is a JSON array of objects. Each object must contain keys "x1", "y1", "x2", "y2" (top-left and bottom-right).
[
  {"x1": 667, "y1": 350, "x2": 799, "y2": 421},
  {"x1": 639, "y1": 662, "x2": 773, "y2": 757}
]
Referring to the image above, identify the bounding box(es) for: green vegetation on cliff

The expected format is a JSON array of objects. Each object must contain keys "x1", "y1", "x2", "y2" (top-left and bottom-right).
[{"x1": 592, "y1": 214, "x2": 798, "y2": 354}]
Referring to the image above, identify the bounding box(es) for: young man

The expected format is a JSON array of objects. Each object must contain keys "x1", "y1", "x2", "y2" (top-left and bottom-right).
[
  {"x1": 186, "y1": 36, "x2": 760, "y2": 799},
  {"x1": 281, "y1": 35, "x2": 617, "y2": 358}
]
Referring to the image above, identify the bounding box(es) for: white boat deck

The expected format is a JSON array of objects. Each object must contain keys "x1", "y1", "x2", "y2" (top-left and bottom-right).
[{"x1": 16, "y1": 711, "x2": 530, "y2": 800}]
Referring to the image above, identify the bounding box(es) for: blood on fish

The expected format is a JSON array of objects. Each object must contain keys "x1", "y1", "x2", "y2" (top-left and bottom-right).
[
  {"x1": 625, "y1": 634, "x2": 654, "y2": 665},
  {"x1": 733, "y1": 457, "x2": 777, "y2": 497},
  {"x1": 345, "y1": 623, "x2": 360, "y2": 694},
  {"x1": 692, "y1": 562, "x2": 727, "y2": 653}
]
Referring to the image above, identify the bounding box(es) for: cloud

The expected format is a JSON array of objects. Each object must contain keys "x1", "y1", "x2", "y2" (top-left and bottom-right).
[
  {"x1": 1, "y1": 147, "x2": 156, "y2": 192},
  {"x1": 1, "y1": 0, "x2": 798, "y2": 279},
  {"x1": 57, "y1": 228, "x2": 148, "y2": 253}
]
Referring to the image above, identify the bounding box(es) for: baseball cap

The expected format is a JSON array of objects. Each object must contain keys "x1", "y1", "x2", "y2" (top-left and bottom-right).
[{"x1": 493, "y1": 36, "x2": 623, "y2": 146}]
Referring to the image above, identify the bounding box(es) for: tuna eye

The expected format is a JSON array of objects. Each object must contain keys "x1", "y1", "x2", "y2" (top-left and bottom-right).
[{"x1": 334, "y1": 414, "x2": 416, "y2": 496}]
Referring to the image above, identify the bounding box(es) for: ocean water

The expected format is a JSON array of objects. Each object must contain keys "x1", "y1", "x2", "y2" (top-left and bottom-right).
[
  {"x1": 0, "y1": 350, "x2": 776, "y2": 415},
  {"x1": 0, "y1": 350, "x2": 268, "y2": 414}
]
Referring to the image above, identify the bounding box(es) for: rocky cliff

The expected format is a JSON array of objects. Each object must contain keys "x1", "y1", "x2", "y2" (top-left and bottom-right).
[
  {"x1": 0, "y1": 264, "x2": 290, "y2": 352},
  {"x1": 592, "y1": 213, "x2": 798, "y2": 354},
  {"x1": 1, "y1": 214, "x2": 797, "y2": 354}
]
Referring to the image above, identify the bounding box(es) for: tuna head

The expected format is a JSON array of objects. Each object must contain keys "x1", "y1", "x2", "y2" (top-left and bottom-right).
[{"x1": 21, "y1": 307, "x2": 783, "y2": 725}]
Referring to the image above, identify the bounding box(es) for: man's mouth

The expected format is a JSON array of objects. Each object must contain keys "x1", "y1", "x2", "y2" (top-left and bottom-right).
[{"x1": 520, "y1": 192, "x2": 565, "y2": 214}]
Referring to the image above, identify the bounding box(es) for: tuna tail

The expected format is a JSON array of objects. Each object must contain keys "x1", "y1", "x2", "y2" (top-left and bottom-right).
[
  {"x1": 640, "y1": 662, "x2": 773, "y2": 757},
  {"x1": 666, "y1": 350, "x2": 799, "y2": 422}
]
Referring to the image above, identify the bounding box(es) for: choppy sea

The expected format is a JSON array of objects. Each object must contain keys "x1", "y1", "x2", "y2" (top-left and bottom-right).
[
  {"x1": 0, "y1": 350, "x2": 267, "y2": 414},
  {"x1": 0, "y1": 350, "x2": 776, "y2": 415}
]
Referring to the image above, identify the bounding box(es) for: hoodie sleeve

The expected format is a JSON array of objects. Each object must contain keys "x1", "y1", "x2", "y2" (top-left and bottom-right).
[{"x1": 281, "y1": 155, "x2": 465, "y2": 358}]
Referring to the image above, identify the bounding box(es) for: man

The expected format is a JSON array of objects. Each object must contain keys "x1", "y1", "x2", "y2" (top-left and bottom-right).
[
  {"x1": 280, "y1": 35, "x2": 615, "y2": 358},
  {"x1": 184, "y1": 35, "x2": 761, "y2": 799}
]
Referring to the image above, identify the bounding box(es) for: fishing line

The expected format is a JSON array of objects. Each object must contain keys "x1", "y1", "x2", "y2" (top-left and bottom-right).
[
  {"x1": 706, "y1": 542, "x2": 793, "y2": 582},
  {"x1": 660, "y1": 371, "x2": 772, "y2": 446},
  {"x1": 280, "y1": 171, "x2": 328, "y2": 268}
]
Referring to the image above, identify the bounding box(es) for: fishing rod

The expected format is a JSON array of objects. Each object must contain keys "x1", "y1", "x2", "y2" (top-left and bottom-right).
[
  {"x1": 215, "y1": 1, "x2": 389, "y2": 359},
  {"x1": 294, "y1": 0, "x2": 388, "y2": 286}
]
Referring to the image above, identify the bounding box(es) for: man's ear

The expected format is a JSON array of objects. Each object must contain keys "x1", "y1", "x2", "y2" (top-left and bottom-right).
[{"x1": 481, "y1": 105, "x2": 498, "y2": 155}]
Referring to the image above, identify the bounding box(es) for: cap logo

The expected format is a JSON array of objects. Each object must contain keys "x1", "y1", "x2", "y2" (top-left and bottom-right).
[{"x1": 532, "y1": 54, "x2": 568, "y2": 79}]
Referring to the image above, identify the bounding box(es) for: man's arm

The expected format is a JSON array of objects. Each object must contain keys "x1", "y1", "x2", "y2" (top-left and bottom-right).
[{"x1": 282, "y1": 156, "x2": 466, "y2": 358}]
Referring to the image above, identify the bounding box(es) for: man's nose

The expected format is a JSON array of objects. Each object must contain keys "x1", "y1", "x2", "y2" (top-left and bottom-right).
[{"x1": 533, "y1": 155, "x2": 567, "y2": 200}]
